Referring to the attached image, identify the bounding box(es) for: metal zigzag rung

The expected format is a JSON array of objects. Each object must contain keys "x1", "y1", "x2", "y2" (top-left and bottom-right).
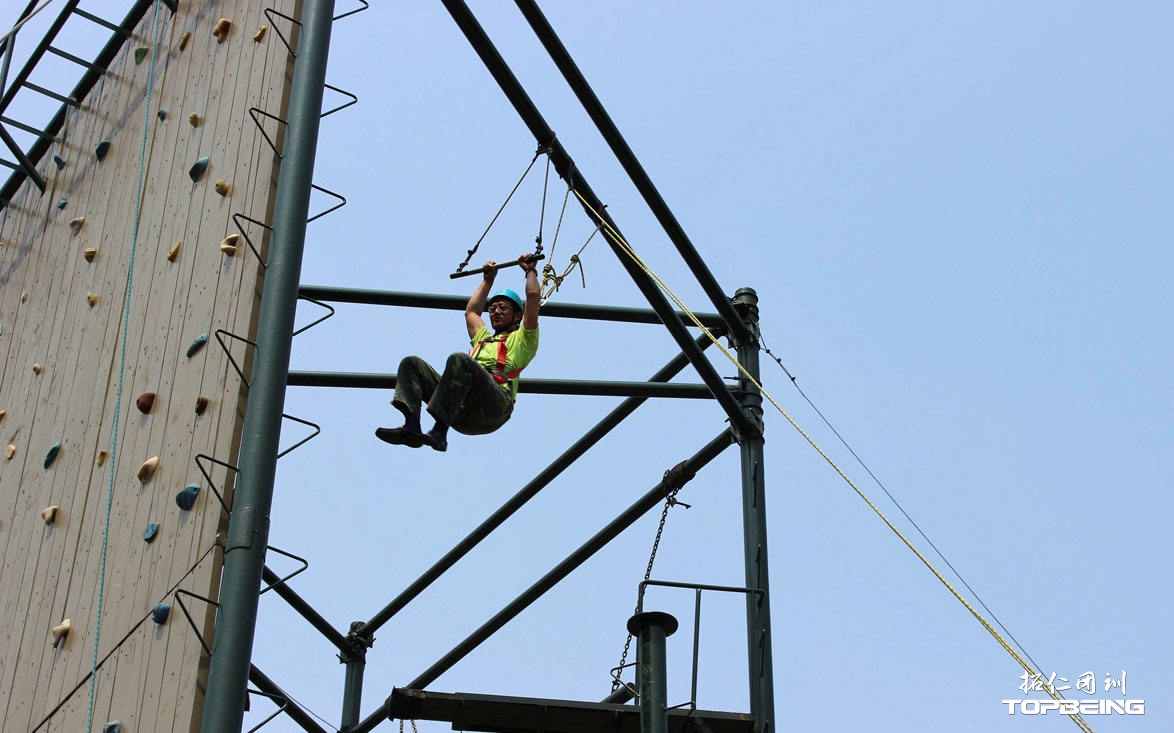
[
  {"x1": 307, "y1": 183, "x2": 346, "y2": 222},
  {"x1": 214, "y1": 328, "x2": 258, "y2": 386},
  {"x1": 292, "y1": 294, "x2": 335, "y2": 337},
  {"x1": 174, "y1": 589, "x2": 218, "y2": 656},
  {"x1": 259, "y1": 545, "x2": 310, "y2": 595},
  {"x1": 245, "y1": 689, "x2": 290, "y2": 733},
  {"x1": 194, "y1": 453, "x2": 239, "y2": 517},
  {"x1": 321, "y1": 83, "x2": 358, "y2": 118},
  {"x1": 248, "y1": 106, "x2": 286, "y2": 160},
  {"x1": 265, "y1": 1, "x2": 370, "y2": 56},
  {"x1": 232, "y1": 211, "x2": 273, "y2": 268}
]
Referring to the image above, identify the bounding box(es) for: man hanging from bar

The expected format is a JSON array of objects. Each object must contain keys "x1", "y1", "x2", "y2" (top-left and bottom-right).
[{"x1": 376, "y1": 254, "x2": 540, "y2": 452}]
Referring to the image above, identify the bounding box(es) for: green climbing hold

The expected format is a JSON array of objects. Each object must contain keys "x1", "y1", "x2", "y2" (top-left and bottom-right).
[
  {"x1": 151, "y1": 604, "x2": 171, "y2": 624},
  {"x1": 135, "y1": 47, "x2": 149, "y2": 65},
  {"x1": 52, "y1": 154, "x2": 66, "y2": 169},
  {"x1": 95, "y1": 140, "x2": 111, "y2": 161},
  {"x1": 176, "y1": 483, "x2": 200, "y2": 511},
  {"x1": 186, "y1": 333, "x2": 208, "y2": 358},
  {"x1": 189, "y1": 156, "x2": 210, "y2": 182},
  {"x1": 44, "y1": 442, "x2": 61, "y2": 469},
  {"x1": 143, "y1": 523, "x2": 160, "y2": 542}
]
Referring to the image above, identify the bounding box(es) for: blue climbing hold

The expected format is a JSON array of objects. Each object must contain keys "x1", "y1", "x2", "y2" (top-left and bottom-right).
[
  {"x1": 186, "y1": 333, "x2": 208, "y2": 358},
  {"x1": 189, "y1": 156, "x2": 210, "y2": 182},
  {"x1": 151, "y1": 604, "x2": 170, "y2": 624},
  {"x1": 176, "y1": 483, "x2": 200, "y2": 510},
  {"x1": 52, "y1": 154, "x2": 66, "y2": 169},
  {"x1": 143, "y1": 523, "x2": 160, "y2": 542},
  {"x1": 157, "y1": 109, "x2": 167, "y2": 120},
  {"x1": 56, "y1": 196, "x2": 68, "y2": 210},
  {"x1": 103, "y1": 722, "x2": 121, "y2": 733},
  {"x1": 95, "y1": 140, "x2": 111, "y2": 161},
  {"x1": 44, "y1": 442, "x2": 61, "y2": 469}
]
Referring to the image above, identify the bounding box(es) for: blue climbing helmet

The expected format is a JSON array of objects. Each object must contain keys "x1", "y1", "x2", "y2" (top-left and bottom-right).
[{"x1": 488, "y1": 288, "x2": 524, "y2": 312}]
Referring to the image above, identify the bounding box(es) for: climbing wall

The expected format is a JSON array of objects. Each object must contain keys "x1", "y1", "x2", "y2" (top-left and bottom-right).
[{"x1": 0, "y1": 1, "x2": 297, "y2": 731}]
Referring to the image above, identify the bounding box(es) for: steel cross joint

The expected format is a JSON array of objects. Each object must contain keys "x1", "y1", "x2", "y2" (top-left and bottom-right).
[{"x1": 339, "y1": 621, "x2": 374, "y2": 664}]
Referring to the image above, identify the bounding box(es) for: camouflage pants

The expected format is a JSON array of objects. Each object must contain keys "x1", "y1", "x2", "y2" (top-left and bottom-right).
[{"x1": 392, "y1": 353, "x2": 514, "y2": 436}]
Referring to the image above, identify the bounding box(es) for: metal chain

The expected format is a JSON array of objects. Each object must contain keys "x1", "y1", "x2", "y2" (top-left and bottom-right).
[
  {"x1": 398, "y1": 719, "x2": 419, "y2": 733},
  {"x1": 611, "y1": 486, "x2": 687, "y2": 691}
]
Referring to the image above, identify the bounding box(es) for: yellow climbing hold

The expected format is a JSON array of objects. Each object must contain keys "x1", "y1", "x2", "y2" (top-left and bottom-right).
[
  {"x1": 42, "y1": 506, "x2": 59, "y2": 525},
  {"x1": 51, "y1": 619, "x2": 71, "y2": 647},
  {"x1": 5, "y1": 444, "x2": 15, "y2": 460},
  {"x1": 70, "y1": 216, "x2": 85, "y2": 233},
  {"x1": 96, "y1": 450, "x2": 108, "y2": 466},
  {"x1": 86, "y1": 292, "x2": 99, "y2": 307},
  {"x1": 214, "y1": 179, "x2": 232, "y2": 197},
  {"x1": 189, "y1": 112, "x2": 202, "y2": 127},
  {"x1": 20, "y1": 291, "x2": 28, "y2": 302},
  {"x1": 32, "y1": 363, "x2": 43, "y2": 375},
  {"x1": 179, "y1": 32, "x2": 191, "y2": 51},
  {"x1": 219, "y1": 233, "x2": 241, "y2": 256},
  {"x1": 0, "y1": 409, "x2": 6, "y2": 423},
  {"x1": 253, "y1": 25, "x2": 268, "y2": 42},
  {"x1": 138, "y1": 456, "x2": 160, "y2": 483},
  {"x1": 212, "y1": 18, "x2": 232, "y2": 43},
  {"x1": 83, "y1": 247, "x2": 97, "y2": 262},
  {"x1": 167, "y1": 241, "x2": 182, "y2": 261}
]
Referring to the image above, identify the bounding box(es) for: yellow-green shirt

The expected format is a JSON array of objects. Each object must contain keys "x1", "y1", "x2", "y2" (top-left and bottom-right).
[{"x1": 470, "y1": 324, "x2": 539, "y2": 400}]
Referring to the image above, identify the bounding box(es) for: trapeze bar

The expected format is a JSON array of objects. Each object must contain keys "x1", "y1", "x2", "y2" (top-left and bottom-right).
[
  {"x1": 297, "y1": 284, "x2": 726, "y2": 328},
  {"x1": 287, "y1": 371, "x2": 714, "y2": 398},
  {"x1": 450, "y1": 253, "x2": 544, "y2": 279}
]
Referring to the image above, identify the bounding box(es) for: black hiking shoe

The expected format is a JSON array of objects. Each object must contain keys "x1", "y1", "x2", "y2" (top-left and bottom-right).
[{"x1": 375, "y1": 426, "x2": 427, "y2": 448}]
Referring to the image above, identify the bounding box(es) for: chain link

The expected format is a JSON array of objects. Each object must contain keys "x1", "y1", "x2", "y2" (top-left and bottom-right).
[{"x1": 611, "y1": 486, "x2": 686, "y2": 691}]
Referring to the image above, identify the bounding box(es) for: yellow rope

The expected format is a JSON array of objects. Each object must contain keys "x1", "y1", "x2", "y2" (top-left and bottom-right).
[{"x1": 571, "y1": 190, "x2": 1095, "y2": 733}]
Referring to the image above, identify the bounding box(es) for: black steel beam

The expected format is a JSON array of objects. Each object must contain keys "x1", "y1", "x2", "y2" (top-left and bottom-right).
[
  {"x1": 358, "y1": 333, "x2": 715, "y2": 637},
  {"x1": 260, "y1": 565, "x2": 349, "y2": 650},
  {"x1": 384, "y1": 688, "x2": 754, "y2": 733},
  {"x1": 514, "y1": 0, "x2": 752, "y2": 345},
  {"x1": 288, "y1": 371, "x2": 713, "y2": 399},
  {"x1": 347, "y1": 430, "x2": 733, "y2": 733},
  {"x1": 440, "y1": 0, "x2": 759, "y2": 440},
  {"x1": 248, "y1": 664, "x2": 331, "y2": 733},
  {"x1": 298, "y1": 284, "x2": 726, "y2": 328}
]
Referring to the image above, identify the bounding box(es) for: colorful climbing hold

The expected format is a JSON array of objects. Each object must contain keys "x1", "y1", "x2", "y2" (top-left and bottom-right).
[
  {"x1": 20, "y1": 291, "x2": 28, "y2": 302},
  {"x1": 96, "y1": 450, "x2": 108, "y2": 466},
  {"x1": 143, "y1": 523, "x2": 160, "y2": 542},
  {"x1": 212, "y1": 18, "x2": 232, "y2": 43},
  {"x1": 138, "y1": 456, "x2": 160, "y2": 483},
  {"x1": 0, "y1": 409, "x2": 5, "y2": 423},
  {"x1": 5, "y1": 445, "x2": 15, "y2": 460},
  {"x1": 176, "y1": 483, "x2": 200, "y2": 511},
  {"x1": 56, "y1": 196, "x2": 67, "y2": 210},
  {"x1": 157, "y1": 109, "x2": 167, "y2": 120},
  {"x1": 195, "y1": 396, "x2": 210, "y2": 415},
  {"x1": 136, "y1": 392, "x2": 156, "y2": 414},
  {"x1": 52, "y1": 154, "x2": 66, "y2": 169},
  {"x1": 188, "y1": 112, "x2": 202, "y2": 127},
  {"x1": 253, "y1": 25, "x2": 268, "y2": 42},
  {"x1": 86, "y1": 292, "x2": 99, "y2": 307},
  {"x1": 32, "y1": 363, "x2": 43, "y2": 375},
  {"x1": 189, "y1": 156, "x2": 210, "y2": 182},
  {"x1": 95, "y1": 140, "x2": 111, "y2": 161},
  {"x1": 187, "y1": 333, "x2": 209, "y2": 358},
  {"x1": 167, "y1": 241, "x2": 182, "y2": 261},
  {"x1": 134, "y1": 47, "x2": 149, "y2": 65},
  {"x1": 178, "y1": 31, "x2": 191, "y2": 51},
  {"x1": 70, "y1": 216, "x2": 86, "y2": 233},
  {"x1": 103, "y1": 723, "x2": 122, "y2": 733},
  {"x1": 41, "y1": 505, "x2": 59, "y2": 525},
  {"x1": 214, "y1": 179, "x2": 232, "y2": 197},
  {"x1": 219, "y1": 233, "x2": 240, "y2": 256},
  {"x1": 151, "y1": 604, "x2": 171, "y2": 624},
  {"x1": 83, "y1": 247, "x2": 97, "y2": 261},
  {"x1": 44, "y1": 442, "x2": 61, "y2": 469},
  {"x1": 50, "y1": 619, "x2": 71, "y2": 647}
]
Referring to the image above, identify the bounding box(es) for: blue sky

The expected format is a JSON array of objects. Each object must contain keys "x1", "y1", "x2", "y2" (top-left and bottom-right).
[{"x1": 8, "y1": 2, "x2": 1171, "y2": 732}]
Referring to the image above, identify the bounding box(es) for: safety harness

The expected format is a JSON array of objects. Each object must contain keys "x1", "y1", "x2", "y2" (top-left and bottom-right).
[{"x1": 471, "y1": 329, "x2": 524, "y2": 388}]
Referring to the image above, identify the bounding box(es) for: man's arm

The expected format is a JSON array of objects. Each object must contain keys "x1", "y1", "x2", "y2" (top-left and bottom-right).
[
  {"x1": 466, "y1": 260, "x2": 495, "y2": 339},
  {"x1": 520, "y1": 254, "x2": 539, "y2": 330}
]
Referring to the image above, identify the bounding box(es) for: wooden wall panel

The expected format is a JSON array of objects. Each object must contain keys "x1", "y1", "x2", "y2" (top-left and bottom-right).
[{"x1": 0, "y1": 0, "x2": 299, "y2": 730}]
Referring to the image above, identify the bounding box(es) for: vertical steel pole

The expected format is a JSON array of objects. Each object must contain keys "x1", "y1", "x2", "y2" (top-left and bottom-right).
[
  {"x1": 733, "y1": 287, "x2": 776, "y2": 733},
  {"x1": 628, "y1": 611, "x2": 678, "y2": 733},
  {"x1": 199, "y1": 1, "x2": 335, "y2": 731}
]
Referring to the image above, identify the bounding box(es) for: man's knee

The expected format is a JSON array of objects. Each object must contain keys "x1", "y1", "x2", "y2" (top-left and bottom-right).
[
  {"x1": 399, "y1": 355, "x2": 430, "y2": 375},
  {"x1": 445, "y1": 352, "x2": 476, "y2": 374}
]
